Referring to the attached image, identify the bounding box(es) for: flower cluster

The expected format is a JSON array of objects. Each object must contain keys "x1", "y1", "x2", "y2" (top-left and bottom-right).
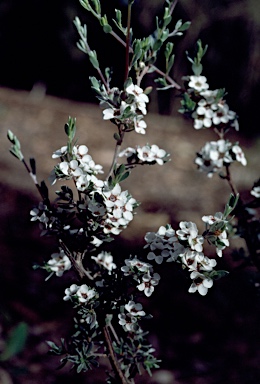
[
  {"x1": 101, "y1": 82, "x2": 149, "y2": 134},
  {"x1": 51, "y1": 144, "x2": 104, "y2": 190},
  {"x1": 91, "y1": 251, "x2": 117, "y2": 274},
  {"x1": 46, "y1": 249, "x2": 72, "y2": 277},
  {"x1": 187, "y1": 76, "x2": 238, "y2": 131},
  {"x1": 118, "y1": 301, "x2": 146, "y2": 332},
  {"x1": 144, "y1": 212, "x2": 231, "y2": 296},
  {"x1": 63, "y1": 284, "x2": 98, "y2": 304},
  {"x1": 202, "y1": 212, "x2": 230, "y2": 257},
  {"x1": 119, "y1": 144, "x2": 170, "y2": 166},
  {"x1": 121, "y1": 257, "x2": 161, "y2": 297},
  {"x1": 195, "y1": 139, "x2": 247, "y2": 177},
  {"x1": 102, "y1": 183, "x2": 138, "y2": 235}
]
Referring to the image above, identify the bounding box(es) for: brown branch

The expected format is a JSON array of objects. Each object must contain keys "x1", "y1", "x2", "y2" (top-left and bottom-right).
[
  {"x1": 103, "y1": 326, "x2": 130, "y2": 384},
  {"x1": 58, "y1": 240, "x2": 93, "y2": 280},
  {"x1": 224, "y1": 165, "x2": 238, "y2": 196}
]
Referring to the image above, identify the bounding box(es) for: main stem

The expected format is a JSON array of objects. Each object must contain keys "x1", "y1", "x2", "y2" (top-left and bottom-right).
[{"x1": 103, "y1": 326, "x2": 130, "y2": 384}]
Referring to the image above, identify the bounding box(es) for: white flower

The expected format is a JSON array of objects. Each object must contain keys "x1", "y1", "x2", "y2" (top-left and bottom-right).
[
  {"x1": 195, "y1": 140, "x2": 230, "y2": 177},
  {"x1": 63, "y1": 284, "x2": 79, "y2": 301},
  {"x1": 137, "y1": 271, "x2": 160, "y2": 297},
  {"x1": 118, "y1": 313, "x2": 139, "y2": 332},
  {"x1": 121, "y1": 258, "x2": 152, "y2": 275},
  {"x1": 47, "y1": 250, "x2": 71, "y2": 276},
  {"x1": 188, "y1": 75, "x2": 209, "y2": 92},
  {"x1": 125, "y1": 301, "x2": 146, "y2": 317},
  {"x1": 90, "y1": 236, "x2": 103, "y2": 247},
  {"x1": 73, "y1": 144, "x2": 88, "y2": 157},
  {"x1": 177, "y1": 221, "x2": 204, "y2": 252},
  {"x1": 231, "y1": 145, "x2": 247, "y2": 166},
  {"x1": 91, "y1": 251, "x2": 117, "y2": 273},
  {"x1": 118, "y1": 147, "x2": 136, "y2": 158},
  {"x1": 59, "y1": 160, "x2": 83, "y2": 178},
  {"x1": 202, "y1": 212, "x2": 224, "y2": 225},
  {"x1": 136, "y1": 145, "x2": 168, "y2": 165},
  {"x1": 134, "y1": 117, "x2": 147, "y2": 134},
  {"x1": 212, "y1": 103, "x2": 236, "y2": 126},
  {"x1": 126, "y1": 83, "x2": 149, "y2": 104},
  {"x1": 192, "y1": 99, "x2": 214, "y2": 129},
  {"x1": 125, "y1": 83, "x2": 149, "y2": 115},
  {"x1": 188, "y1": 271, "x2": 213, "y2": 296},
  {"x1": 251, "y1": 186, "x2": 260, "y2": 198},
  {"x1": 103, "y1": 184, "x2": 126, "y2": 209},
  {"x1": 52, "y1": 145, "x2": 68, "y2": 159},
  {"x1": 76, "y1": 175, "x2": 90, "y2": 191},
  {"x1": 76, "y1": 284, "x2": 97, "y2": 304},
  {"x1": 215, "y1": 231, "x2": 229, "y2": 257},
  {"x1": 103, "y1": 107, "x2": 118, "y2": 120}
]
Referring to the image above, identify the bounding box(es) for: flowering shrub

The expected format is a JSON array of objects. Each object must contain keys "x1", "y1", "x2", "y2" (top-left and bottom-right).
[{"x1": 7, "y1": 0, "x2": 259, "y2": 382}]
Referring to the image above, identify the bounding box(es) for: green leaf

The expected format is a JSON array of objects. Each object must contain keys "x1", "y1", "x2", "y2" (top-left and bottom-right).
[
  {"x1": 119, "y1": 171, "x2": 130, "y2": 182},
  {"x1": 178, "y1": 21, "x2": 191, "y2": 32},
  {"x1": 88, "y1": 50, "x2": 99, "y2": 69},
  {"x1": 114, "y1": 132, "x2": 121, "y2": 141},
  {"x1": 163, "y1": 15, "x2": 172, "y2": 28},
  {"x1": 153, "y1": 39, "x2": 163, "y2": 52},
  {"x1": 0, "y1": 322, "x2": 28, "y2": 361},
  {"x1": 64, "y1": 116, "x2": 76, "y2": 141},
  {"x1": 103, "y1": 23, "x2": 112, "y2": 33},
  {"x1": 115, "y1": 163, "x2": 125, "y2": 176},
  {"x1": 7, "y1": 130, "x2": 24, "y2": 161},
  {"x1": 165, "y1": 42, "x2": 174, "y2": 60},
  {"x1": 93, "y1": 0, "x2": 101, "y2": 14},
  {"x1": 192, "y1": 62, "x2": 203, "y2": 76},
  {"x1": 100, "y1": 15, "x2": 112, "y2": 33}
]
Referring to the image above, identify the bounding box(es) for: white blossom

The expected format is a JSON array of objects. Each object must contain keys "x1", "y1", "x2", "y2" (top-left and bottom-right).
[
  {"x1": 118, "y1": 313, "x2": 139, "y2": 332},
  {"x1": 121, "y1": 258, "x2": 152, "y2": 276},
  {"x1": 195, "y1": 140, "x2": 230, "y2": 177},
  {"x1": 229, "y1": 145, "x2": 247, "y2": 166},
  {"x1": 118, "y1": 147, "x2": 136, "y2": 158},
  {"x1": 202, "y1": 212, "x2": 225, "y2": 225},
  {"x1": 125, "y1": 301, "x2": 146, "y2": 317},
  {"x1": 137, "y1": 271, "x2": 160, "y2": 297},
  {"x1": 91, "y1": 251, "x2": 117, "y2": 273},
  {"x1": 251, "y1": 186, "x2": 260, "y2": 198},
  {"x1": 188, "y1": 75, "x2": 209, "y2": 92},
  {"x1": 63, "y1": 284, "x2": 79, "y2": 301},
  {"x1": 134, "y1": 117, "x2": 147, "y2": 134},
  {"x1": 188, "y1": 271, "x2": 213, "y2": 296},
  {"x1": 76, "y1": 284, "x2": 97, "y2": 304},
  {"x1": 137, "y1": 145, "x2": 168, "y2": 165},
  {"x1": 47, "y1": 249, "x2": 71, "y2": 276},
  {"x1": 63, "y1": 284, "x2": 97, "y2": 303},
  {"x1": 52, "y1": 145, "x2": 68, "y2": 159},
  {"x1": 177, "y1": 221, "x2": 204, "y2": 252}
]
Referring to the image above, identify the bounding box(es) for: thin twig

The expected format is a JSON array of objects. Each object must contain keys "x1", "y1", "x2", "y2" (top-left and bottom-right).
[
  {"x1": 106, "y1": 127, "x2": 125, "y2": 181},
  {"x1": 124, "y1": 2, "x2": 132, "y2": 82},
  {"x1": 225, "y1": 165, "x2": 238, "y2": 196},
  {"x1": 151, "y1": 65, "x2": 181, "y2": 90},
  {"x1": 22, "y1": 159, "x2": 51, "y2": 208}
]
